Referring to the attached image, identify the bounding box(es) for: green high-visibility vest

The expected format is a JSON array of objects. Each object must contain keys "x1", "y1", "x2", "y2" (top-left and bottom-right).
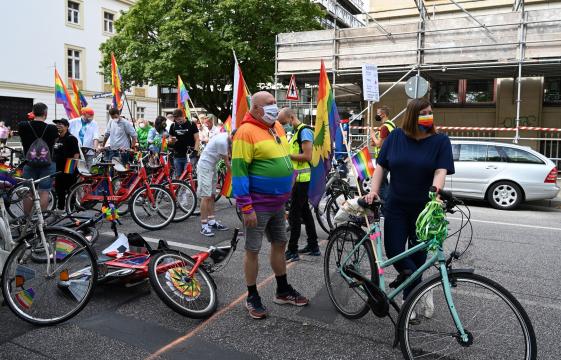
[
  {"x1": 374, "y1": 120, "x2": 396, "y2": 158},
  {"x1": 289, "y1": 123, "x2": 312, "y2": 183}
]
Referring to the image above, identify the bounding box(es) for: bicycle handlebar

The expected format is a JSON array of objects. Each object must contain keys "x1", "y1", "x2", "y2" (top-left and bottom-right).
[{"x1": 13, "y1": 171, "x2": 61, "y2": 185}]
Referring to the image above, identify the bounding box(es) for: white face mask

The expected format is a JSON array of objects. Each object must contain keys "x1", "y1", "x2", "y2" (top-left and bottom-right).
[{"x1": 261, "y1": 104, "x2": 279, "y2": 125}]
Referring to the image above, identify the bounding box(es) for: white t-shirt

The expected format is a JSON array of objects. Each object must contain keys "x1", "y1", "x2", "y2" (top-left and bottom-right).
[
  {"x1": 198, "y1": 132, "x2": 229, "y2": 169},
  {"x1": 69, "y1": 117, "x2": 100, "y2": 149}
]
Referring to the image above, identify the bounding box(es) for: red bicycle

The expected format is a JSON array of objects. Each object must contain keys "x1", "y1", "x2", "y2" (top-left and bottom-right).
[
  {"x1": 147, "y1": 153, "x2": 196, "y2": 222},
  {"x1": 66, "y1": 150, "x2": 177, "y2": 230}
]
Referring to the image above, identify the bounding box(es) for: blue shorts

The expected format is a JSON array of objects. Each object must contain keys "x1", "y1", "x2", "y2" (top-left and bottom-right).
[{"x1": 23, "y1": 162, "x2": 56, "y2": 191}]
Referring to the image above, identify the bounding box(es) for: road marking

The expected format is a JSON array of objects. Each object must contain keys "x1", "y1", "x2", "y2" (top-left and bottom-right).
[
  {"x1": 448, "y1": 218, "x2": 561, "y2": 232},
  {"x1": 101, "y1": 232, "x2": 209, "y2": 252},
  {"x1": 147, "y1": 239, "x2": 328, "y2": 360}
]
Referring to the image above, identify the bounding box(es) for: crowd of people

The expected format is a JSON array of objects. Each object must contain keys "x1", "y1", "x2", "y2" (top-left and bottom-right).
[{"x1": 14, "y1": 93, "x2": 454, "y2": 321}]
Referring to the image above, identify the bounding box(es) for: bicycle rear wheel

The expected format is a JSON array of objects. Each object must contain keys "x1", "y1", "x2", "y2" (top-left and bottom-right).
[
  {"x1": 148, "y1": 250, "x2": 217, "y2": 318},
  {"x1": 1, "y1": 228, "x2": 97, "y2": 325},
  {"x1": 129, "y1": 185, "x2": 176, "y2": 230},
  {"x1": 6, "y1": 184, "x2": 56, "y2": 219},
  {"x1": 324, "y1": 225, "x2": 376, "y2": 319},
  {"x1": 166, "y1": 180, "x2": 196, "y2": 222},
  {"x1": 399, "y1": 271, "x2": 537, "y2": 360}
]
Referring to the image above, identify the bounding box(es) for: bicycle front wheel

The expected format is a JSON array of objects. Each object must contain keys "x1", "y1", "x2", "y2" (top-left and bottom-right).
[
  {"x1": 399, "y1": 271, "x2": 537, "y2": 360},
  {"x1": 148, "y1": 250, "x2": 217, "y2": 318},
  {"x1": 129, "y1": 185, "x2": 176, "y2": 230},
  {"x1": 324, "y1": 225, "x2": 376, "y2": 319},
  {"x1": 1, "y1": 228, "x2": 98, "y2": 325}
]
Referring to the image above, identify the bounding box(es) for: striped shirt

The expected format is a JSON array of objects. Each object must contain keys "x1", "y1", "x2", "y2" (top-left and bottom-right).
[{"x1": 232, "y1": 113, "x2": 294, "y2": 214}]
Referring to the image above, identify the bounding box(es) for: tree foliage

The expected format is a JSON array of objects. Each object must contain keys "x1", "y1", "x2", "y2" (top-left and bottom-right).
[{"x1": 100, "y1": 0, "x2": 324, "y2": 119}]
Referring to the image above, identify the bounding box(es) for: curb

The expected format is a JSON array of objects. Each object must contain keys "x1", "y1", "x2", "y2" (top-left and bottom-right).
[{"x1": 526, "y1": 199, "x2": 561, "y2": 210}]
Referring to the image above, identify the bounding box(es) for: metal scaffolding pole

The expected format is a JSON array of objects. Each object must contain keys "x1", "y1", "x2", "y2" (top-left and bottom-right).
[
  {"x1": 514, "y1": 0, "x2": 526, "y2": 143},
  {"x1": 414, "y1": 0, "x2": 426, "y2": 98},
  {"x1": 274, "y1": 34, "x2": 279, "y2": 103}
]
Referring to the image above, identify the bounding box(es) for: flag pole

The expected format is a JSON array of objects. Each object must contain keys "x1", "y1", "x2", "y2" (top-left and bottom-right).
[
  {"x1": 54, "y1": 62, "x2": 57, "y2": 120},
  {"x1": 121, "y1": 90, "x2": 136, "y2": 128},
  {"x1": 338, "y1": 122, "x2": 380, "y2": 266},
  {"x1": 188, "y1": 97, "x2": 200, "y2": 120}
]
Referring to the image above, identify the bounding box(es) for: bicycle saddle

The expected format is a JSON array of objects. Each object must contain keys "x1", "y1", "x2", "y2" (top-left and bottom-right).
[{"x1": 356, "y1": 197, "x2": 383, "y2": 212}]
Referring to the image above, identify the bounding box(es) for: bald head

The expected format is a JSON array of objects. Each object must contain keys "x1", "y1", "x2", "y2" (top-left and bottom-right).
[
  {"x1": 249, "y1": 91, "x2": 276, "y2": 125},
  {"x1": 278, "y1": 107, "x2": 299, "y2": 127}
]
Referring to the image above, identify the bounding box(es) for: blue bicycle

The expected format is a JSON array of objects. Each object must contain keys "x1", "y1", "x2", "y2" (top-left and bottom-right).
[{"x1": 323, "y1": 187, "x2": 536, "y2": 359}]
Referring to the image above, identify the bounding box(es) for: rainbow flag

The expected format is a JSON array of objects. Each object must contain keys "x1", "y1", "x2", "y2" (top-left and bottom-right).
[
  {"x1": 222, "y1": 116, "x2": 232, "y2": 133},
  {"x1": 64, "y1": 158, "x2": 78, "y2": 174},
  {"x1": 221, "y1": 170, "x2": 233, "y2": 198},
  {"x1": 308, "y1": 60, "x2": 341, "y2": 207},
  {"x1": 161, "y1": 136, "x2": 168, "y2": 152},
  {"x1": 55, "y1": 238, "x2": 77, "y2": 261},
  {"x1": 15, "y1": 288, "x2": 35, "y2": 309},
  {"x1": 231, "y1": 56, "x2": 251, "y2": 130},
  {"x1": 177, "y1": 75, "x2": 192, "y2": 120},
  {"x1": 111, "y1": 53, "x2": 123, "y2": 111},
  {"x1": 351, "y1": 147, "x2": 375, "y2": 181},
  {"x1": 70, "y1": 78, "x2": 88, "y2": 113},
  {"x1": 55, "y1": 69, "x2": 79, "y2": 119}
]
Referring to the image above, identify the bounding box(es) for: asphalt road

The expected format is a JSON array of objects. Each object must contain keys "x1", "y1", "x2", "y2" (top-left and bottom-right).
[{"x1": 0, "y1": 198, "x2": 560, "y2": 360}]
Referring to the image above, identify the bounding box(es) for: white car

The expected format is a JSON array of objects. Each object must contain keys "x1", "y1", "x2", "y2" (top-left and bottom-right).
[{"x1": 444, "y1": 140, "x2": 559, "y2": 210}]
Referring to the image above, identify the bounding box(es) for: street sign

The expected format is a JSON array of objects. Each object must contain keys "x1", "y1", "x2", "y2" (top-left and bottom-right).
[
  {"x1": 362, "y1": 64, "x2": 380, "y2": 102},
  {"x1": 286, "y1": 75, "x2": 299, "y2": 101},
  {"x1": 405, "y1": 76, "x2": 429, "y2": 99},
  {"x1": 92, "y1": 92, "x2": 113, "y2": 99}
]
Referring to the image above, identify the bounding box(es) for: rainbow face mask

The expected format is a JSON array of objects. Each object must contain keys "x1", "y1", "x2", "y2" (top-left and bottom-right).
[{"x1": 418, "y1": 114, "x2": 434, "y2": 131}]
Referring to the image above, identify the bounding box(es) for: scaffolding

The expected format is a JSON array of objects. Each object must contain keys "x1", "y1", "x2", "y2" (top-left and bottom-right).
[{"x1": 275, "y1": 0, "x2": 561, "y2": 143}]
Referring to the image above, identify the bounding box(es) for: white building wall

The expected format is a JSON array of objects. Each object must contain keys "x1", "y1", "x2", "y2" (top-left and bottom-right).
[{"x1": 0, "y1": 0, "x2": 157, "y2": 129}]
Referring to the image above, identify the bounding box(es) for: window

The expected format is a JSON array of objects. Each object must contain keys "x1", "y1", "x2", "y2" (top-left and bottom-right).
[
  {"x1": 431, "y1": 81, "x2": 459, "y2": 104},
  {"x1": 544, "y1": 77, "x2": 561, "y2": 105},
  {"x1": 486, "y1": 146, "x2": 503, "y2": 162},
  {"x1": 104, "y1": 11, "x2": 115, "y2": 34},
  {"x1": 159, "y1": 86, "x2": 178, "y2": 109},
  {"x1": 465, "y1": 80, "x2": 494, "y2": 103},
  {"x1": 68, "y1": 1, "x2": 80, "y2": 24},
  {"x1": 431, "y1": 79, "x2": 495, "y2": 106},
  {"x1": 451, "y1": 144, "x2": 460, "y2": 161},
  {"x1": 498, "y1": 147, "x2": 544, "y2": 164},
  {"x1": 458, "y1": 144, "x2": 487, "y2": 162},
  {"x1": 67, "y1": 49, "x2": 81, "y2": 80},
  {"x1": 136, "y1": 106, "x2": 145, "y2": 119}
]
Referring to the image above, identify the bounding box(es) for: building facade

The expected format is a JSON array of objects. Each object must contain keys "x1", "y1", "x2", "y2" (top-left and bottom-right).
[{"x1": 0, "y1": 0, "x2": 158, "y2": 131}]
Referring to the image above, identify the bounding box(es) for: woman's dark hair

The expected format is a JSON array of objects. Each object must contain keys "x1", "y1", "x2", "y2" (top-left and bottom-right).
[
  {"x1": 108, "y1": 108, "x2": 120, "y2": 116},
  {"x1": 154, "y1": 116, "x2": 166, "y2": 131},
  {"x1": 401, "y1": 98, "x2": 435, "y2": 137}
]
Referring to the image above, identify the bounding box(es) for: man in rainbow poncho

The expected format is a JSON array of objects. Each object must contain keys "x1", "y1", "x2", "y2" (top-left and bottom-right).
[{"x1": 232, "y1": 91, "x2": 309, "y2": 320}]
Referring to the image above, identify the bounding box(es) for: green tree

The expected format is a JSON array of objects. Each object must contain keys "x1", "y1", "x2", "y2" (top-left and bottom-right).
[{"x1": 100, "y1": 0, "x2": 323, "y2": 119}]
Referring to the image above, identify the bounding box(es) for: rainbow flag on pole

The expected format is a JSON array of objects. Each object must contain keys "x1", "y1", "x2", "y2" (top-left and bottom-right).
[
  {"x1": 308, "y1": 60, "x2": 341, "y2": 207},
  {"x1": 177, "y1": 75, "x2": 191, "y2": 120},
  {"x1": 55, "y1": 69, "x2": 79, "y2": 119},
  {"x1": 351, "y1": 147, "x2": 375, "y2": 181},
  {"x1": 231, "y1": 54, "x2": 250, "y2": 130},
  {"x1": 64, "y1": 158, "x2": 79, "y2": 174},
  {"x1": 70, "y1": 79, "x2": 87, "y2": 113},
  {"x1": 161, "y1": 136, "x2": 168, "y2": 152},
  {"x1": 221, "y1": 116, "x2": 232, "y2": 133},
  {"x1": 111, "y1": 53, "x2": 123, "y2": 111},
  {"x1": 221, "y1": 170, "x2": 233, "y2": 198}
]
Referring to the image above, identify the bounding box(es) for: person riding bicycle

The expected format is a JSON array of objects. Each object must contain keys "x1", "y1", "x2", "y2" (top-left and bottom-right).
[
  {"x1": 17, "y1": 102, "x2": 59, "y2": 214},
  {"x1": 102, "y1": 108, "x2": 138, "y2": 164},
  {"x1": 277, "y1": 107, "x2": 320, "y2": 262},
  {"x1": 168, "y1": 108, "x2": 200, "y2": 176},
  {"x1": 364, "y1": 98, "x2": 454, "y2": 302},
  {"x1": 68, "y1": 107, "x2": 100, "y2": 169},
  {"x1": 197, "y1": 132, "x2": 231, "y2": 237}
]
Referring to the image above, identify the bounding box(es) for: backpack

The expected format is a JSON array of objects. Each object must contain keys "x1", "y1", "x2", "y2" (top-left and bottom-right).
[{"x1": 25, "y1": 123, "x2": 52, "y2": 168}]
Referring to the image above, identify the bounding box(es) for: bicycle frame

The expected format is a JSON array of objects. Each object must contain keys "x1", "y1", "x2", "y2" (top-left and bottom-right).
[{"x1": 338, "y1": 221, "x2": 469, "y2": 342}]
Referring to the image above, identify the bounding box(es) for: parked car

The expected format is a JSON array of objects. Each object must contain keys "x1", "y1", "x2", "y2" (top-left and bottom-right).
[{"x1": 444, "y1": 140, "x2": 559, "y2": 210}]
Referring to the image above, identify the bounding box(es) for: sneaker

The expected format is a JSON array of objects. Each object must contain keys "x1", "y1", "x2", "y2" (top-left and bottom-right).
[
  {"x1": 285, "y1": 250, "x2": 300, "y2": 263},
  {"x1": 298, "y1": 245, "x2": 321, "y2": 256},
  {"x1": 274, "y1": 285, "x2": 309, "y2": 306},
  {"x1": 208, "y1": 221, "x2": 229, "y2": 231},
  {"x1": 421, "y1": 290, "x2": 434, "y2": 318},
  {"x1": 245, "y1": 295, "x2": 268, "y2": 319},
  {"x1": 200, "y1": 226, "x2": 215, "y2": 237}
]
